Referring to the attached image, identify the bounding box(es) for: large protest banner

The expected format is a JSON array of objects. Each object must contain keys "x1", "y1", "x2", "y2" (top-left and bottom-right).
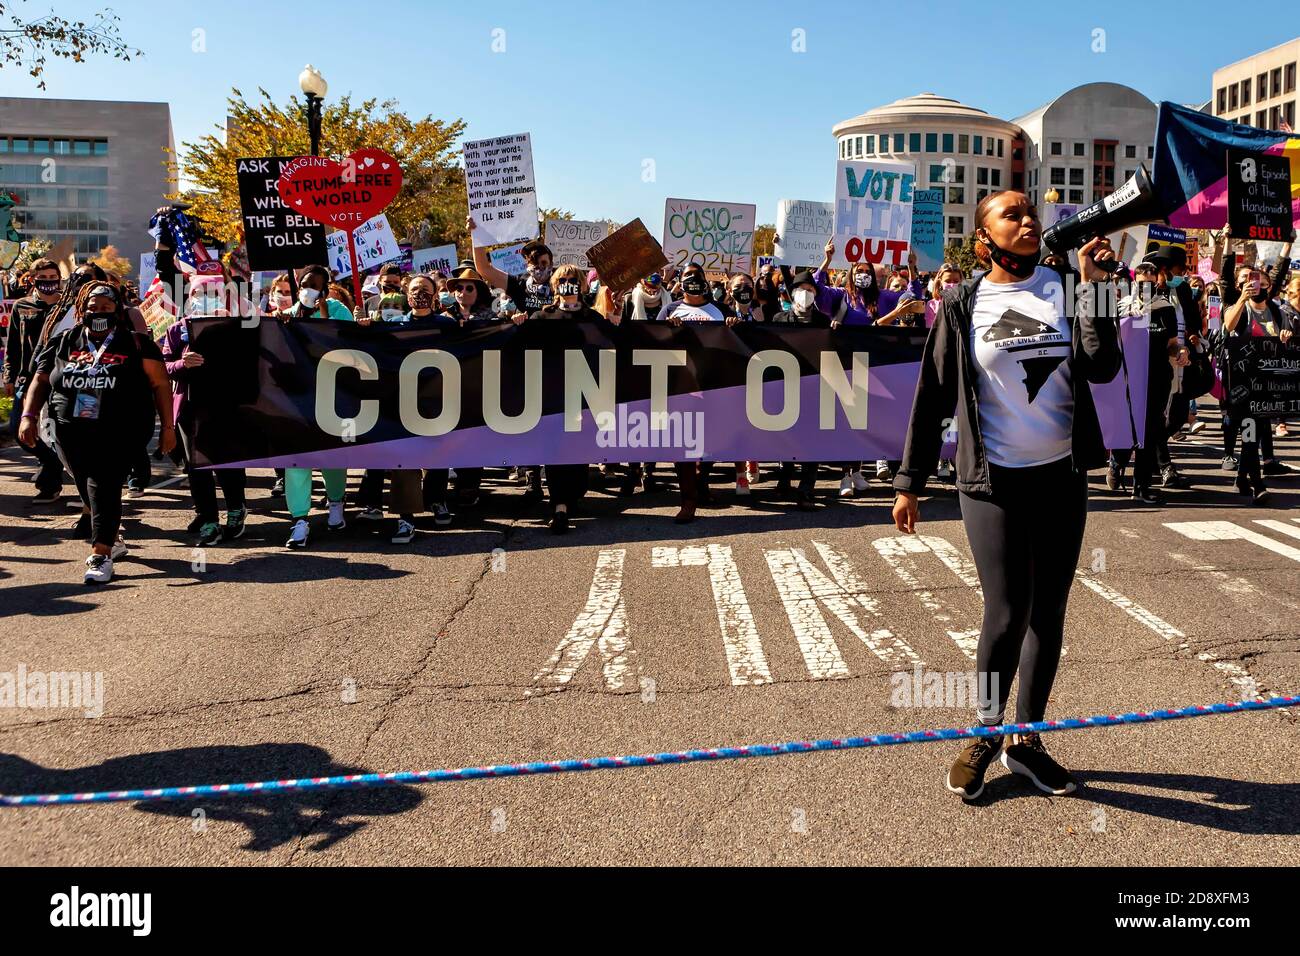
[
  {"x1": 773, "y1": 200, "x2": 834, "y2": 268},
  {"x1": 832, "y1": 159, "x2": 916, "y2": 269},
  {"x1": 189, "y1": 308, "x2": 1144, "y2": 468},
  {"x1": 411, "y1": 243, "x2": 458, "y2": 276},
  {"x1": 465, "y1": 133, "x2": 538, "y2": 247},
  {"x1": 909, "y1": 190, "x2": 945, "y2": 271},
  {"x1": 327, "y1": 214, "x2": 402, "y2": 277},
  {"x1": 662, "y1": 198, "x2": 755, "y2": 275},
  {"x1": 236, "y1": 156, "x2": 328, "y2": 271},
  {"x1": 545, "y1": 219, "x2": 610, "y2": 270}
]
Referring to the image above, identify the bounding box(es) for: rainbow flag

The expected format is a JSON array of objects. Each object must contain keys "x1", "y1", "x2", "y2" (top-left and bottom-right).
[{"x1": 1152, "y1": 101, "x2": 1300, "y2": 229}]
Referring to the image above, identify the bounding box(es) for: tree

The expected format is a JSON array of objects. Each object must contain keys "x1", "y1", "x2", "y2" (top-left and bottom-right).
[
  {"x1": 174, "y1": 88, "x2": 468, "y2": 252},
  {"x1": 753, "y1": 224, "x2": 775, "y2": 258},
  {"x1": 1, "y1": 2, "x2": 140, "y2": 90},
  {"x1": 89, "y1": 243, "x2": 130, "y2": 278},
  {"x1": 944, "y1": 233, "x2": 980, "y2": 276}
]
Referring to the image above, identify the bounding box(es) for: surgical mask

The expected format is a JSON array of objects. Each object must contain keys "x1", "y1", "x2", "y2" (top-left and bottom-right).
[
  {"x1": 557, "y1": 281, "x2": 582, "y2": 298},
  {"x1": 188, "y1": 296, "x2": 222, "y2": 315},
  {"x1": 439, "y1": 291, "x2": 455, "y2": 306},
  {"x1": 942, "y1": 281, "x2": 959, "y2": 291},
  {"x1": 1168, "y1": 276, "x2": 1185, "y2": 288},
  {"x1": 978, "y1": 232, "x2": 1040, "y2": 279},
  {"x1": 732, "y1": 288, "x2": 753, "y2": 305},
  {"x1": 298, "y1": 287, "x2": 321, "y2": 308},
  {"x1": 527, "y1": 263, "x2": 552, "y2": 283},
  {"x1": 682, "y1": 274, "x2": 708, "y2": 296},
  {"x1": 793, "y1": 288, "x2": 815, "y2": 310}
]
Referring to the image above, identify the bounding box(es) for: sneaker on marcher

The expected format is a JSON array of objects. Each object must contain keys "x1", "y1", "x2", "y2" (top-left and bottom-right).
[
  {"x1": 125, "y1": 481, "x2": 145, "y2": 499},
  {"x1": 1188, "y1": 420, "x2": 1206, "y2": 435},
  {"x1": 838, "y1": 475, "x2": 855, "y2": 498},
  {"x1": 946, "y1": 734, "x2": 1003, "y2": 800},
  {"x1": 937, "y1": 459, "x2": 952, "y2": 480},
  {"x1": 31, "y1": 489, "x2": 61, "y2": 505},
  {"x1": 1001, "y1": 732, "x2": 1077, "y2": 795},
  {"x1": 84, "y1": 554, "x2": 113, "y2": 584},
  {"x1": 196, "y1": 522, "x2": 222, "y2": 547},
  {"x1": 433, "y1": 502, "x2": 452, "y2": 527},
  {"x1": 746, "y1": 463, "x2": 761, "y2": 484},
  {"x1": 357, "y1": 506, "x2": 383, "y2": 522},
  {"x1": 223, "y1": 508, "x2": 246, "y2": 540},
  {"x1": 285, "y1": 518, "x2": 310, "y2": 549},
  {"x1": 391, "y1": 518, "x2": 416, "y2": 545},
  {"x1": 850, "y1": 470, "x2": 869, "y2": 493},
  {"x1": 875, "y1": 459, "x2": 892, "y2": 481},
  {"x1": 110, "y1": 537, "x2": 128, "y2": 561},
  {"x1": 271, "y1": 477, "x2": 286, "y2": 496},
  {"x1": 327, "y1": 500, "x2": 346, "y2": 531},
  {"x1": 735, "y1": 476, "x2": 751, "y2": 496}
]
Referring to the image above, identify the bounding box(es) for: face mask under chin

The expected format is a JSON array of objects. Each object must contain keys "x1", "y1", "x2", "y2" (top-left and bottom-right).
[{"x1": 980, "y1": 233, "x2": 1040, "y2": 279}]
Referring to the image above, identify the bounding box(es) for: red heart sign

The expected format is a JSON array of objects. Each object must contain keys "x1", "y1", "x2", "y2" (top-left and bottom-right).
[{"x1": 275, "y1": 147, "x2": 403, "y2": 232}]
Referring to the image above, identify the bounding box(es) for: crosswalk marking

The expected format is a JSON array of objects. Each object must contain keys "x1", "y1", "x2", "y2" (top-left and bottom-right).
[
  {"x1": 1253, "y1": 519, "x2": 1300, "y2": 543},
  {"x1": 530, "y1": 549, "x2": 634, "y2": 695},
  {"x1": 872, "y1": 535, "x2": 981, "y2": 659},
  {"x1": 1165, "y1": 520, "x2": 1300, "y2": 564},
  {"x1": 652, "y1": 545, "x2": 771, "y2": 686},
  {"x1": 764, "y1": 541, "x2": 921, "y2": 679}
]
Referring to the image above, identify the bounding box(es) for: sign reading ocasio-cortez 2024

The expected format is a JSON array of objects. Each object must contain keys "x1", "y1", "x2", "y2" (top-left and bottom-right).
[
  {"x1": 1226, "y1": 148, "x2": 1293, "y2": 242},
  {"x1": 832, "y1": 159, "x2": 915, "y2": 269},
  {"x1": 236, "y1": 157, "x2": 327, "y2": 271}
]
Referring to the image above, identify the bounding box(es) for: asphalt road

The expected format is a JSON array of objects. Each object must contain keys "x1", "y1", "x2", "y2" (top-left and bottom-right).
[{"x1": 1, "y1": 410, "x2": 1298, "y2": 866}]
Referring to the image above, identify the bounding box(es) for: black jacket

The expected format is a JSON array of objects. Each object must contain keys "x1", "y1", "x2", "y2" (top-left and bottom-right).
[
  {"x1": 893, "y1": 271, "x2": 1122, "y2": 497},
  {"x1": 2, "y1": 295, "x2": 55, "y2": 394}
]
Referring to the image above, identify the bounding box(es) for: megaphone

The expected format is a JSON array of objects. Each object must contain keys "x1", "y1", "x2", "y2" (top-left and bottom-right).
[{"x1": 1042, "y1": 164, "x2": 1167, "y2": 262}]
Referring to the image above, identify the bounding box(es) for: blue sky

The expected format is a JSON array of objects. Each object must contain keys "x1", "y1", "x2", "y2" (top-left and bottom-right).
[{"x1": 4, "y1": 0, "x2": 1298, "y2": 233}]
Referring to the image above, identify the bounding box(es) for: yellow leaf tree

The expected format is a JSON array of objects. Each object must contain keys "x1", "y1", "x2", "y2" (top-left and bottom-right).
[
  {"x1": 89, "y1": 243, "x2": 131, "y2": 278},
  {"x1": 171, "y1": 87, "x2": 469, "y2": 255}
]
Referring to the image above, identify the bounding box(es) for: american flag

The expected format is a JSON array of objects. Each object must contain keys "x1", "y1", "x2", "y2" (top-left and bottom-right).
[{"x1": 148, "y1": 208, "x2": 220, "y2": 276}]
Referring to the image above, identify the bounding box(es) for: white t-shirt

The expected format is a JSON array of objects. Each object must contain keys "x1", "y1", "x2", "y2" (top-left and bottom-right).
[
  {"x1": 657, "y1": 300, "x2": 726, "y2": 323},
  {"x1": 969, "y1": 266, "x2": 1073, "y2": 468}
]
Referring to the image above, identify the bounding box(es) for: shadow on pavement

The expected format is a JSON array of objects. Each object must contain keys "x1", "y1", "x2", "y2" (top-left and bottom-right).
[{"x1": 0, "y1": 744, "x2": 424, "y2": 852}]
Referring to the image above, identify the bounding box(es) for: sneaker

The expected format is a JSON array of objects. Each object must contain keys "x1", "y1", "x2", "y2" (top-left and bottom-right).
[
  {"x1": 1160, "y1": 466, "x2": 1190, "y2": 489},
  {"x1": 747, "y1": 463, "x2": 761, "y2": 485},
  {"x1": 1221, "y1": 455, "x2": 1238, "y2": 472},
  {"x1": 110, "y1": 537, "x2": 128, "y2": 561},
  {"x1": 875, "y1": 459, "x2": 892, "y2": 481},
  {"x1": 391, "y1": 518, "x2": 416, "y2": 544},
  {"x1": 285, "y1": 518, "x2": 309, "y2": 549},
  {"x1": 797, "y1": 490, "x2": 816, "y2": 512},
  {"x1": 357, "y1": 506, "x2": 383, "y2": 522},
  {"x1": 196, "y1": 522, "x2": 222, "y2": 547},
  {"x1": 83, "y1": 554, "x2": 113, "y2": 584},
  {"x1": 1261, "y1": 459, "x2": 1294, "y2": 476},
  {"x1": 223, "y1": 508, "x2": 246, "y2": 541},
  {"x1": 1275, "y1": 423, "x2": 1289, "y2": 438},
  {"x1": 1001, "y1": 732, "x2": 1076, "y2": 795},
  {"x1": 1105, "y1": 462, "x2": 1122, "y2": 491},
  {"x1": 1133, "y1": 487, "x2": 1163, "y2": 505},
  {"x1": 1253, "y1": 487, "x2": 1271, "y2": 505},
  {"x1": 125, "y1": 479, "x2": 145, "y2": 498},
  {"x1": 31, "y1": 489, "x2": 60, "y2": 505},
  {"x1": 549, "y1": 509, "x2": 570, "y2": 535},
  {"x1": 1169, "y1": 430, "x2": 1186, "y2": 442},
  {"x1": 1188, "y1": 420, "x2": 1206, "y2": 435},
  {"x1": 271, "y1": 477, "x2": 286, "y2": 496},
  {"x1": 673, "y1": 503, "x2": 697, "y2": 524},
  {"x1": 433, "y1": 502, "x2": 452, "y2": 527},
  {"x1": 838, "y1": 475, "x2": 854, "y2": 498},
  {"x1": 186, "y1": 514, "x2": 207, "y2": 534},
  {"x1": 850, "y1": 470, "x2": 869, "y2": 493},
  {"x1": 327, "y1": 500, "x2": 346, "y2": 531},
  {"x1": 736, "y1": 476, "x2": 751, "y2": 496},
  {"x1": 946, "y1": 734, "x2": 1004, "y2": 800},
  {"x1": 937, "y1": 459, "x2": 952, "y2": 480}
]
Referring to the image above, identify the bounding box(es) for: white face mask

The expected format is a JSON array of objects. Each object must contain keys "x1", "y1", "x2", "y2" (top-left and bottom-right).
[
  {"x1": 298, "y1": 288, "x2": 322, "y2": 308},
  {"x1": 793, "y1": 289, "x2": 815, "y2": 310}
]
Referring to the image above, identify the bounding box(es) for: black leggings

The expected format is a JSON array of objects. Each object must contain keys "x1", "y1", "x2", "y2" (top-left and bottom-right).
[
  {"x1": 55, "y1": 423, "x2": 138, "y2": 548},
  {"x1": 179, "y1": 424, "x2": 245, "y2": 523},
  {"x1": 958, "y1": 456, "x2": 1087, "y2": 724}
]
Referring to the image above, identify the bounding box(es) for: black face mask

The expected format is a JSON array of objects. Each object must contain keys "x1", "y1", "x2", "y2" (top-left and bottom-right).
[
  {"x1": 83, "y1": 311, "x2": 115, "y2": 333},
  {"x1": 34, "y1": 280, "x2": 61, "y2": 295},
  {"x1": 732, "y1": 288, "x2": 753, "y2": 305},
  {"x1": 557, "y1": 281, "x2": 582, "y2": 298},
  {"x1": 979, "y1": 232, "x2": 1040, "y2": 279},
  {"x1": 1250, "y1": 289, "x2": 1270, "y2": 304},
  {"x1": 682, "y1": 275, "x2": 708, "y2": 296}
]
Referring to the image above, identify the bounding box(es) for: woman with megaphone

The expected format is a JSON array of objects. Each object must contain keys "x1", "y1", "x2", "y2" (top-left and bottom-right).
[{"x1": 891, "y1": 190, "x2": 1121, "y2": 800}]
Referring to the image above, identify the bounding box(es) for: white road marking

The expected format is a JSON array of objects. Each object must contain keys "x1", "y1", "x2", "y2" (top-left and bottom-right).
[
  {"x1": 1254, "y1": 519, "x2": 1300, "y2": 543},
  {"x1": 763, "y1": 541, "x2": 921, "y2": 679},
  {"x1": 1165, "y1": 520, "x2": 1300, "y2": 564},
  {"x1": 1075, "y1": 571, "x2": 1262, "y2": 700},
  {"x1": 872, "y1": 535, "x2": 981, "y2": 659},
  {"x1": 652, "y1": 545, "x2": 770, "y2": 686},
  {"x1": 530, "y1": 549, "x2": 634, "y2": 695},
  {"x1": 145, "y1": 475, "x2": 186, "y2": 491}
]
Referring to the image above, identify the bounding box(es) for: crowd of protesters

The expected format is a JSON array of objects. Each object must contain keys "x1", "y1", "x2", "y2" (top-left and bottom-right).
[{"x1": 2, "y1": 203, "x2": 1296, "y2": 584}]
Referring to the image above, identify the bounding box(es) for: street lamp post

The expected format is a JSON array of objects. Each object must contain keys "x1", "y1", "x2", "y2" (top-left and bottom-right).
[{"x1": 298, "y1": 65, "x2": 328, "y2": 157}]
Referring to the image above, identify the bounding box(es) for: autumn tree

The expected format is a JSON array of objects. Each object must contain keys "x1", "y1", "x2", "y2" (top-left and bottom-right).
[
  {"x1": 753, "y1": 224, "x2": 776, "y2": 258},
  {"x1": 944, "y1": 233, "x2": 980, "y2": 276},
  {"x1": 89, "y1": 243, "x2": 130, "y2": 278},
  {"x1": 174, "y1": 88, "x2": 469, "y2": 252},
  {"x1": 0, "y1": 2, "x2": 140, "y2": 90}
]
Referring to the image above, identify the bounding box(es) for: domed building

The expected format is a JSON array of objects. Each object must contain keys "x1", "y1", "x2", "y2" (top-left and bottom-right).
[{"x1": 832, "y1": 93, "x2": 1024, "y2": 249}]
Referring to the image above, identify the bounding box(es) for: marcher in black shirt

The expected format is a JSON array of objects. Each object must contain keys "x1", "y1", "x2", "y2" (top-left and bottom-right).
[{"x1": 3, "y1": 257, "x2": 65, "y2": 502}]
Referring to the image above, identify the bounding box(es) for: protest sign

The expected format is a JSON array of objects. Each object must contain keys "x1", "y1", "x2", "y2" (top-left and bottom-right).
[
  {"x1": 832, "y1": 159, "x2": 916, "y2": 268},
  {"x1": 1145, "y1": 223, "x2": 1187, "y2": 258},
  {"x1": 1226, "y1": 148, "x2": 1293, "y2": 242},
  {"x1": 1206, "y1": 294, "x2": 1222, "y2": 334},
  {"x1": 412, "y1": 243, "x2": 458, "y2": 276},
  {"x1": 276, "y1": 148, "x2": 402, "y2": 305},
  {"x1": 662, "y1": 198, "x2": 755, "y2": 275},
  {"x1": 326, "y1": 214, "x2": 401, "y2": 278},
  {"x1": 586, "y1": 218, "x2": 668, "y2": 293},
  {"x1": 237, "y1": 156, "x2": 328, "y2": 272},
  {"x1": 1039, "y1": 203, "x2": 1079, "y2": 228},
  {"x1": 774, "y1": 200, "x2": 834, "y2": 268},
  {"x1": 1224, "y1": 336, "x2": 1300, "y2": 417},
  {"x1": 465, "y1": 133, "x2": 538, "y2": 248},
  {"x1": 909, "y1": 190, "x2": 945, "y2": 272},
  {"x1": 489, "y1": 242, "x2": 528, "y2": 277},
  {"x1": 545, "y1": 219, "x2": 610, "y2": 270},
  {"x1": 756, "y1": 255, "x2": 774, "y2": 273},
  {"x1": 1197, "y1": 256, "x2": 1219, "y2": 282}
]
